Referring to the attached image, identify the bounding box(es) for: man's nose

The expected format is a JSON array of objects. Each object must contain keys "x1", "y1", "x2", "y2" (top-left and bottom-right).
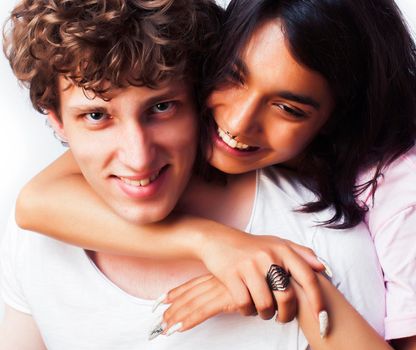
[{"x1": 117, "y1": 123, "x2": 155, "y2": 172}]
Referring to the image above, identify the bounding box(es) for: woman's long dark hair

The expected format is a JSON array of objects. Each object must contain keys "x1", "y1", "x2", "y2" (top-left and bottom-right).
[{"x1": 204, "y1": 0, "x2": 416, "y2": 228}]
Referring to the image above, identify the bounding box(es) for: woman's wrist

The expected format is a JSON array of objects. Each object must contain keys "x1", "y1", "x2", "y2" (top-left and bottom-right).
[
  {"x1": 161, "y1": 214, "x2": 220, "y2": 262},
  {"x1": 184, "y1": 217, "x2": 220, "y2": 261}
]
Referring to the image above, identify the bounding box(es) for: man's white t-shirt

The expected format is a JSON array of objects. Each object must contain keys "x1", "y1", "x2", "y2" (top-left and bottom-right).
[{"x1": 0, "y1": 168, "x2": 385, "y2": 349}]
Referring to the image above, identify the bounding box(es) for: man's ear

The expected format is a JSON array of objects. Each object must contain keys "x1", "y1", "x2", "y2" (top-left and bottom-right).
[{"x1": 46, "y1": 110, "x2": 68, "y2": 144}]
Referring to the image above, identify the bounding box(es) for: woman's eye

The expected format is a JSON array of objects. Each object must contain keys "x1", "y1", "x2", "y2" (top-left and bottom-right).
[
  {"x1": 151, "y1": 101, "x2": 175, "y2": 114},
  {"x1": 276, "y1": 104, "x2": 306, "y2": 119},
  {"x1": 84, "y1": 112, "x2": 109, "y2": 123},
  {"x1": 226, "y1": 68, "x2": 245, "y2": 86}
]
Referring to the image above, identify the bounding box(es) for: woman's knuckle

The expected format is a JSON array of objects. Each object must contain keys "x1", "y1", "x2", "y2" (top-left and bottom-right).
[
  {"x1": 164, "y1": 308, "x2": 173, "y2": 320},
  {"x1": 239, "y1": 303, "x2": 255, "y2": 315},
  {"x1": 277, "y1": 291, "x2": 294, "y2": 305},
  {"x1": 303, "y1": 272, "x2": 318, "y2": 285},
  {"x1": 304, "y1": 247, "x2": 315, "y2": 256},
  {"x1": 236, "y1": 298, "x2": 250, "y2": 310},
  {"x1": 278, "y1": 243, "x2": 291, "y2": 256}
]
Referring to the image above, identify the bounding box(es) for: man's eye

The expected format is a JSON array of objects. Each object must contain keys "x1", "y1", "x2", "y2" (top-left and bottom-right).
[
  {"x1": 84, "y1": 112, "x2": 108, "y2": 123},
  {"x1": 151, "y1": 102, "x2": 175, "y2": 113}
]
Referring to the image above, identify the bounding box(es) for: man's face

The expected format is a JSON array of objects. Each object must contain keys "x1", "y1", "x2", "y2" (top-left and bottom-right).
[{"x1": 50, "y1": 77, "x2": 198, "y2": 224}]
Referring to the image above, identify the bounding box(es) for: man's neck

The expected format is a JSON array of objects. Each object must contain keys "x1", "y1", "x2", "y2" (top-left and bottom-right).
[
  {"x1": 89, "y1": 171, "x2": 257, "y2": 300},
  {"x1": 178, "y1": 171, "x2": 257, "y2": 231}
]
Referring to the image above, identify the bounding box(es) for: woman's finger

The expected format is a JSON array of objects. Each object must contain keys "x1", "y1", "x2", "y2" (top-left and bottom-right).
[
  {"x1": 177, "y1": 292, "x2": 235, "y2": 332},
  {"x1": 166, "y1": 274, "x2": 213, "y2": 301},
  {"x1": 150, "y1": 275, "x2": 236, "y2": 338},
  {"x1": 286, "y1": 241, "x2": 326, "y2": 273},
  {"x1": 272, "y1": 283, "x2": 297, "y2": 323},
  {"x1": 221, "y1": 272, "x2": 256, "y2": 316},
  {"x1": 274, "y1": 245, "x2": 327, "y2": 327},
  {"x1": 164, "y1": 276, "x2": 217, "y2": 322},
  {"x1": 240, "y1": 259, "x2": 277, "y2": 320}
]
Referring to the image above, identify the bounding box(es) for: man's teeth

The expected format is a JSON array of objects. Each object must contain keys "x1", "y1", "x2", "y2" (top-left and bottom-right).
[
  {"x1": 120, "y1": 172, "x2": 160, "y2": 187},
  {"x1": 217, "y1": 127, "x2": 250, "y2": 150}
]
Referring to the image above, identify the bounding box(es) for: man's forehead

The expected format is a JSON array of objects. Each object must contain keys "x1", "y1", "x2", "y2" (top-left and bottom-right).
[
  {"x1": 58, "y1": 75, "x2": 192, "y2": 103},
  {"x1": 59, "y1": 74, "x2": 189, "y2": 89}
]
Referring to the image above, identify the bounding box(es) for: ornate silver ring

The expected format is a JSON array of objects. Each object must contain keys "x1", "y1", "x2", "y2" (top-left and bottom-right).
[{"x1": 266, "y1": 264, "x2": 290, "y2": 291}]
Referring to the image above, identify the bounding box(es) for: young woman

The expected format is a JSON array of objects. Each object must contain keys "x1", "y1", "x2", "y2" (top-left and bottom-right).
[{"x1": 14, "y1": 0, "x2": 416, "y2": 348}]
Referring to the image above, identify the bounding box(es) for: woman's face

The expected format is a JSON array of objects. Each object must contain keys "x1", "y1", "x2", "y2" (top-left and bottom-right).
[{"x1": 207, "y1": 19, "x2": 335, "y2": 174}]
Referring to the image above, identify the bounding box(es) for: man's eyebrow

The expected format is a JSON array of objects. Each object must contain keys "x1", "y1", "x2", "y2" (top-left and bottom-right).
[
  {"x1": 67, "y1": 88, "x2": 188, "y2": 114},
  {"x1": 144, "y1": 90, "x2": 187, "y2": 107},
  {"x1": 66, "y1": 105, "x2": 108, "y2": 114},
  {"x1": 276, "y1": 91, "x2": 321, "y2": 110},
  {"x1": 144, "y1": 86, "x2": 188, "y2": 106}
]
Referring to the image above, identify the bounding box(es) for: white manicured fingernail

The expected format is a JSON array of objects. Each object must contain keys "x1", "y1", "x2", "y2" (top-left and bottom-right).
[
  {"x1": 150, "y1": 315, "x2": 163, "y2": 328},
  {"x1": 317, "y1": 257, "x2": 333, "y2": 278},
  {"x1": 319, "y1": 310, "x2": 329, "y2": 338},
  {"x1": 152, "y1": 293, "x2": 167, "y2": 313},
  {"x1": 148, "y1": 319, "x2": 167, "y2": 341},
  {"x1": 166, "y1": 322, "x2": 183, "y2": 336}
]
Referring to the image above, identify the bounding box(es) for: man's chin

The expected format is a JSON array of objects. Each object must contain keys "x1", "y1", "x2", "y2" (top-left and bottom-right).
[{"x1": 111, "y1": 204, "x2": 171, "y2": 226}]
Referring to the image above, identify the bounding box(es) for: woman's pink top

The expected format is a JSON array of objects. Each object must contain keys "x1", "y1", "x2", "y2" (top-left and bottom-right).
[{"x1": 358, "y1": 145, "x2": 416, "y2": 340}]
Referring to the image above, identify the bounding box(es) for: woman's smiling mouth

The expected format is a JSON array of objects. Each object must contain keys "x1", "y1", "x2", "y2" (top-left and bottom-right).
[{"x1": 216, "y1": 126, "x2": 259, "y2": 152}]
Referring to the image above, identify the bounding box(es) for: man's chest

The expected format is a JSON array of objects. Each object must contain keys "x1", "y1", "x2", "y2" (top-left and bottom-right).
[{"x1": 87, "y1": 251, "x2": 208, "y2": 299}]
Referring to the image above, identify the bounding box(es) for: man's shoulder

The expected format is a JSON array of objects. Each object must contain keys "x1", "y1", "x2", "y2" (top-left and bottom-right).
[
  {"x1": 1, "y1": 208, "x2": 83, "y2": 276},
  {"x1": 258, "y1": 166, "x2": 332, "y2": 224},
  {"x1": 257, "y1": 166, "x2": 379, "y2": 283},
  {"x1": 0, "y1": 208, "x2": 51, "y2": 315},
  {"x1": 1, "y1": 209, "x2": 30, "y2": 261},
  {"x1": 259, "y1": 166, "x2": 316, "y2": 204},
  {"x1": 1, "y1": 210, "x2": 59, "y2": 256}
]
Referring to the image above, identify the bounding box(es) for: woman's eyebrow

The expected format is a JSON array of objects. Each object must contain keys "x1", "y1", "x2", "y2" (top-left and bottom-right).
[
  {"x1": 233, "y1": 58, "x2": 321, "y2": 110},
  {"x1": 233, "y1": 58, "x2": 249, "y2": 78}
]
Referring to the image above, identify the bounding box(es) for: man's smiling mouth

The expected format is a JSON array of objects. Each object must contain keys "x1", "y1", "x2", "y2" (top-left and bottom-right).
[{"x1": 118, "y1": 166, "x2": 167, "y2": 187}]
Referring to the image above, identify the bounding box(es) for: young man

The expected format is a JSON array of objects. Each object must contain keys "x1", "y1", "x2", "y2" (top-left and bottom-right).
[
  {"x1": 0, "y1": 1, "x2": 387, "y2": 349},
  {"x1": 0, "y1": 0, "x2": 222, "y2": 348}
]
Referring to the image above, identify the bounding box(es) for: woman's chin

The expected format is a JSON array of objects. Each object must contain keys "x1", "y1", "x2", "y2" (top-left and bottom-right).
[{"x1": 208, "y1": 154, "x2": 256, "y2": 175}]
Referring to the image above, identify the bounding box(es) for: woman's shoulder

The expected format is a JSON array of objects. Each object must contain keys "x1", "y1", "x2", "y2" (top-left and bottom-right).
[
  {"x1": 358, "y1": 145, "x2": 416, "y2": 200},
  {"x1": 382, "y1": 144, "x2": 416, "y2": 178},
  {"x1": 359, "y1": 144, "x2": 416, "y2": 235}
]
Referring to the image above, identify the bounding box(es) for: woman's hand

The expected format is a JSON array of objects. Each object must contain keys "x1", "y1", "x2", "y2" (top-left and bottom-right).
[
  {"x1": 152, "y1": 273, "x2": 392, "y2": 350},
  {"x1": 149, "y1": 232, "x2": 331, "y2": 340},
  {"x1": 160, "y1": 274, "x2": 236, "y2": 335},
  {"x1": 148, "y1": 274, "x2": 242, "y2": 340},
  {"x1": 196, "y1": 228, "x2": 328, "y2": 323}
]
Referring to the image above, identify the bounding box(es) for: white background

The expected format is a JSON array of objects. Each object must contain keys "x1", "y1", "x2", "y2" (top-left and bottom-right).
[{"x1": 0, "y1": 0, "x2": 415, "y2": 320}]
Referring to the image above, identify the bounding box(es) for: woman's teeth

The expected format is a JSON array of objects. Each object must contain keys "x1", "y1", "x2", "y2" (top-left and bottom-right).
[
  {"x1": 119, "y1": 171, "x2": 160, "y2": 187},
  {"x1": 217, "y1": 127, "x2": 250, "y2": 150}
]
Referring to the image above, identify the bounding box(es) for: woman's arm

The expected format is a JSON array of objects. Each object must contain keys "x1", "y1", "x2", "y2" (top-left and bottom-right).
[
  {"x1": 359, "y1": 151, "x2": 416, "y2": 346},
  {"x1": 16, "y1": 151, "x2": 203, "y2": 259},
  {"x1": 156, "y1": 273, "x2": 392, "y2": 350},
  {"x1": 16, "y1": 150, "x2": 326, "y2": 322},
  {"x1": 294, "y1": 275, "x2": 392, "y2": 350}
]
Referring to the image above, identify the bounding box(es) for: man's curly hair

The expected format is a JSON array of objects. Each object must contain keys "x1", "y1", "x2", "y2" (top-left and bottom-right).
[{"x1": 3, "y1": 0, "x2": 222, "y2": 114}]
